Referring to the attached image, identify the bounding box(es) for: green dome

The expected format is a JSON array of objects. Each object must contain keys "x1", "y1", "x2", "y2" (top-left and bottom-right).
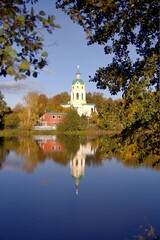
[{"x1": 72, "y1": 79, "x2": 84, "y2": 85}]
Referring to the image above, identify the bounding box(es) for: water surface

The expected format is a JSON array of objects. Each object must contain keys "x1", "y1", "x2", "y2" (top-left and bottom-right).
[{"x1": 0, "y1": 135, "x2": 159, "y2": 240}]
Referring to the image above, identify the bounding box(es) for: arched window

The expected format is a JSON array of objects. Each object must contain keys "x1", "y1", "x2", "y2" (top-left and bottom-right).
[
  {"x1": 81, "y1": 159, "x2": 83, "y2": 166},
  {"x1": 72, "y1": 93, "x2": 74, "y2": 100},
  {"x1": 81, "y1": 93, "x2": 83, "y2": 100},
  {"x1": 76, "y1": 159, "x2": 78, "y2": 166},
  {"x1": 76, "y1": 93, "x2": 79, "y2": 100}
]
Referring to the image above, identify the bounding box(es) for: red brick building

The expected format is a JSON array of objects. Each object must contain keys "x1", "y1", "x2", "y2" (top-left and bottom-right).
[{"x1": 38, "y1": 112, "x2": 66, "y2": 127}]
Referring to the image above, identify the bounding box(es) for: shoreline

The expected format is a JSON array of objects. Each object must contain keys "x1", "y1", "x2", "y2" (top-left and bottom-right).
[{"x1": 0, "y1": 129, "x2": 120, "y2": 137}]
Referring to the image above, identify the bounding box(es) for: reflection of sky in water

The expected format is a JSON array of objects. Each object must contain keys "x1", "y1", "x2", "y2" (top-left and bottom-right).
[{"x1": 2, "y1": 152, "x2": 23, "y2": 171}]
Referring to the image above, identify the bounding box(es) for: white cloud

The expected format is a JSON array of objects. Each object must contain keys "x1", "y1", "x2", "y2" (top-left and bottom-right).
[{"x1": 0, "y1": 80, "x2": 41, "y2": 94}]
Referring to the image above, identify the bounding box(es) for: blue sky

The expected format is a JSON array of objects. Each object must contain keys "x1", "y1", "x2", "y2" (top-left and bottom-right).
[{"x1": 0, "y1": 0, "x2": 122, "y2": 108}]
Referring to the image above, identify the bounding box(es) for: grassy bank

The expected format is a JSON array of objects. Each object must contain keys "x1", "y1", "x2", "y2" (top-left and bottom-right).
[
  {"x1": 0, "y1": 129, "x2": 33, "y2": 137},
  {"x1": 0, "y1": 129, "x2": 119, "y2": 137}
]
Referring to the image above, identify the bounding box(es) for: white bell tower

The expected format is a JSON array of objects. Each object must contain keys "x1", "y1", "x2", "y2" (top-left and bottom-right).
[{"x1": 70, "y1": 66, "x2": 86, "y2": 105}]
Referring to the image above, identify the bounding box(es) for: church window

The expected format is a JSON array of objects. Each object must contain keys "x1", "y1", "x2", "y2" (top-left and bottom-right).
[
  {"x1": 82, "y1": 86, "x2": 83, "y2": 89},
  {"x1": 72, "y1": 93, "x2": 74, "y2": 100},
  {"x1": 77, "y1": 86, "x2": 79, "y2": 88},
  {"x1": 81, "y1": 93, "x2": 83, "y2": 100},
  {"x1": 53, "y1": 116, "x2": 56, "y2": 118},
  {"x1": 76, "y1": 159, "x2": 78, "y2": 166},
  {"x1": 76, "y1": 93, "x2": 79, "y2": 100}
]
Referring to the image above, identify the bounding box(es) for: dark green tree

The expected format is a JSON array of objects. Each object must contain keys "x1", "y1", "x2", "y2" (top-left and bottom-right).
[
  {"x1": 0, "y1": 0, "x2": 60, "y2": 79},
  {"x1": 4, "y1": 112, "x2": 20, "y2": 129},
  {"x1": 57, "y1": 108, "x2": 82, "y2": 132},
  {"x1": 98, "y1": 108, "x2": 122, "y2": 131},
  {"x1": 0, "y1": 92, "x2": 11, "y2": 129}
]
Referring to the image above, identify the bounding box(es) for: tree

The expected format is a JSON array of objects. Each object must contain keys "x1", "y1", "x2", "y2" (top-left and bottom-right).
[
  {"x1": 4, "y1": 112, "x2": 20, "y2": 129},
  {"x1": 57, "y1": 108, "x2": 82, "y2": 132},
  {"x1": 56, "y1": 0, "x2": 159, "y2": 95},
  {"x1": 0, "y1": 92, "x2": 11, "y2": 129},
  {"x1": 56, "y1": 0, "x2": 159, "y2": 157},
  {"x1": 86, "y1": 92, "x2": 106, "y2": 111},
  {"x1": 97, "y1": 98, "x2": 123, "y2": 131},
  {"x1": 98, "y1": 108, "x2": 122, "y2": 131},
  {"x1": 0, "y1": 0, "x2": 60, "y2": 79},
  {"x1": 52, "y1": 92, "x2": 70, "y2": 112},
  {"x1": 18, "y1": 91, "x2": 39, "y2": 129},
  {"x1": 37, "y1": 94, "x2": 48, "y2": 116}
]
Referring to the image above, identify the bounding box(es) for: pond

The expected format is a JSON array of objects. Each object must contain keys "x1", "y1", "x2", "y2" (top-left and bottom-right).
[{"x1": 0, "y1": 135, "x2": 159, "y2": 240}]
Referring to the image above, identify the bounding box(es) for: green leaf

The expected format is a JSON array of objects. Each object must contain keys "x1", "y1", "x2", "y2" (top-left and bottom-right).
[
  {"x1": 0, "y1": 37, "x2": 7, "y2": 43},
  {"x1": 41, "y1": 51, "x2": 48, "y2": 57},
  {"x1": 19, "y1": 60, "x2": 30, "y2": 71},
  {"x1": 39, "y1": 11, "x2": 46, "y2": 16},
  {"x1": 16, "y1": 14, "x2": 25, "y2": 22},
  {"x1": 6, "y1": 66, "x2": 15, "y2": 76},
  {"x1": 5, "y1": 46, "x2": 16, "y2": 56},
  {"x1": 37, "y1": 37, "x2": 44, "y2": 41},
  {"x1": 43, "y1": 20, "x2": 49, "y2": 27},
  {"x1": 4, "y1": 22, "x2": 10, "y2": 28}
]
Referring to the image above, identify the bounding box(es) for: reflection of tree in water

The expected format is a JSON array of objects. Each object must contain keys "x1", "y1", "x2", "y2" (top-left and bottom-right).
[
  {"x1": 85, "y1": 136, "x2": 103, "y2": 166},
  {"x1": 57, "y1": 135, "x2": 103, "y2": 166},
  {"x1": 14, "y1": 135, "x2": 102, "y2": 172},
  {"x1": 13, "y1": 135, "x2": 88, "y2": 172},
  {"x1": 56, "y1": 134, "x2": 81, "y2": 157},
  {"x1": 2, "y1": 134, "x2": 158, "y2": 173},
  {"x1": 0, "y1": 137, "x2": 10, "y2": 169},
  {"x1": 44, "y1": 150, "x2": 69, "y2": 166},
  {"x1": 99, "y1": 135, "x2": 160, "y2": 170},
  {"x1": 3, "y1": 137, "x2": 44, "y2": 173},
  {"x1": 35, "y1": 135, "x2": 102, "y2": 166}
]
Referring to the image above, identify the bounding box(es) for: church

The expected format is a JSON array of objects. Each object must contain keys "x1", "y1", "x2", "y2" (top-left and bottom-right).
[{"x1": 61, "y1": 67, "x2": 96, "y2": 117}]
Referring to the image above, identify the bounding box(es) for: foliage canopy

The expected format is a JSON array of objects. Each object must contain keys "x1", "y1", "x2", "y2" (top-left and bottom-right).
[
  {"x1": 57, "y1": 108, "x2": 82, "y2": 132},
  {"x1": 0, "y1": 0, "x2": 60, "y2": 79},
  {"x1": 56, "y1": 0, "x2": 160, "y2": 155},
  {"x1": 0, "y1": 92, "x2": 11, "y2": 129},
  {"x1": 56, "y1": 0, "x2": 159, "y2": 96}
]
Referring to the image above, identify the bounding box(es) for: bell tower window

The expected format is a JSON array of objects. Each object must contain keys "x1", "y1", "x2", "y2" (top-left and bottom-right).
[{"x1": 76, "y1": 93, "x2": 79, "y2": 100}]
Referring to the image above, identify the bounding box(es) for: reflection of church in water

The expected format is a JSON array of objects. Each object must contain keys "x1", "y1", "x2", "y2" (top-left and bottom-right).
[
  {"x1": 70, "y1": 142, "x2": 96, "y2": 195},
  {"x1": 35, "y1": 136, "x2": 97, "y2": 195}
]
